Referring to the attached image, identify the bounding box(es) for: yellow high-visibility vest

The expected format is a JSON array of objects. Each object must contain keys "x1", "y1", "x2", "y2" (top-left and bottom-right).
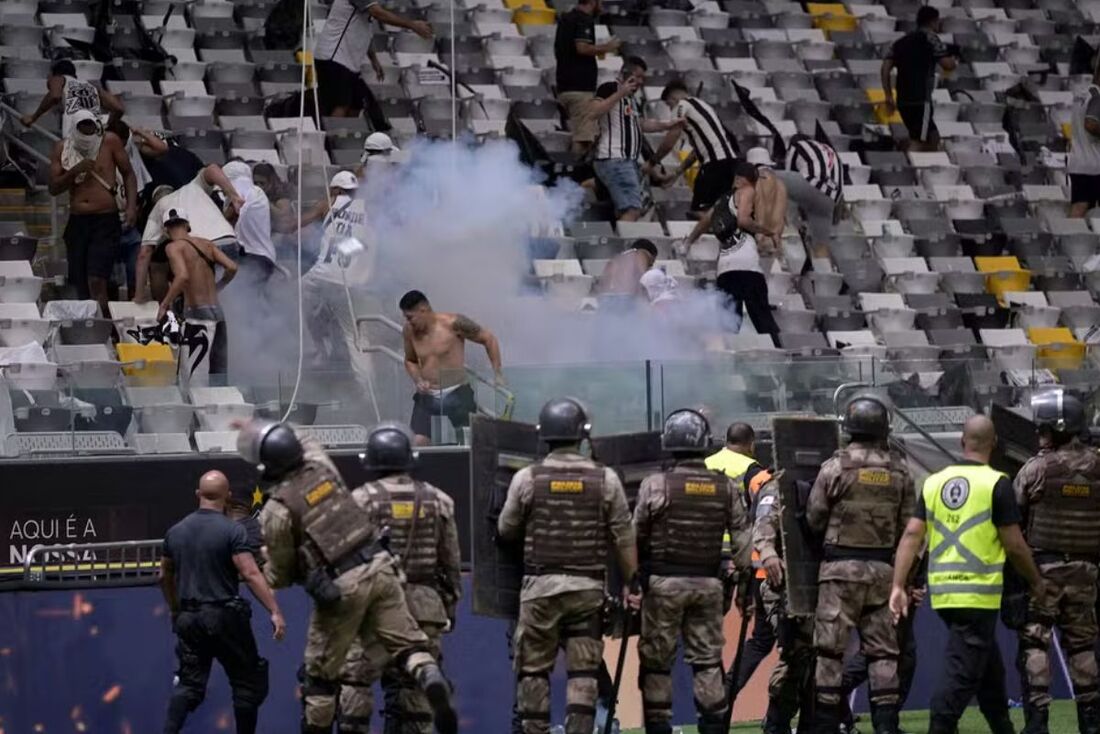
[
  {"x1": 923, "y1": 464, "x2": 1007, "y2": 610},
  {"x1": 708, "y1": 448, "x2": 768, "y2": 578}
]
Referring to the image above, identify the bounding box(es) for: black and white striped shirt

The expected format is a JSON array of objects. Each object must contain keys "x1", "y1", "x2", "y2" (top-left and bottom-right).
[
  {"x1": 674, "y1": 97, "x2": 734, "y2": 165},
  {"x1": 785, "y1": 138, "x2": 843, "y2": 202},
  {"x1": 595, "y1": 80, "x2": 642, "y2": 161}
]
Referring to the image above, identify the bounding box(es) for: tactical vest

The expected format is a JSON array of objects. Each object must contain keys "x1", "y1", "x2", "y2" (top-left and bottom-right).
[
  {"x1": 272, "y1": 460, "x2": 377, "y2": 573},
  {"x1": 373, "y1": 480, "x2": 441, "y2": 585},
  {"x1": 824, "y1": 450, "x2": 908, "y2": 560},
  {"x1": 525, "y1": 464, "x2": 607, "y2": 579},
  {"x1": 649, "y1": 470, "x2": 729, "y2": 577},
  {"x1": 1027, "y1": 450, "x2": 1100, "y2": 559}
]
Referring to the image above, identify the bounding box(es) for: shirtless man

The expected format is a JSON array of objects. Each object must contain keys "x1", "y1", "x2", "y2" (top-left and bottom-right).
[
  {"x1": 156, "y1": 208, "x2": 238, "y2": 382},
  {"x1": 49, "y1": 109, "x2": 137, "y2": 317},
  {"x1": 745, "y1": 147, "x2": 788, "y2": 256},
  {"x1": 593, "y1": 238, "x2": 658, "y2": 305},
  {"x1": 400, "y1": 290, "x2": 503, "y2": 446}
]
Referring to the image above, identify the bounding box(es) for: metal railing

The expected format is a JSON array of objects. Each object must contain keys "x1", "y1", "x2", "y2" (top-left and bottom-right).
[
  {"x1": 22, "y1": 540, "x2": 162, "y2": 590},
  {"x1": 0, "y1": 98, "x2": 63, "y2": 254}
]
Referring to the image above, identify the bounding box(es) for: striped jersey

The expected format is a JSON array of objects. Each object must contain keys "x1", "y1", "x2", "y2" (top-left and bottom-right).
[
  {"x1": 595, "y1": 80, "x2": 642, "y2": 161},
  {"x1": 674, "y1": 97, "x2": 734, "y2": 165},
  {"x1": 785, "y1": 138, "x2": 843, "y2": 202}
]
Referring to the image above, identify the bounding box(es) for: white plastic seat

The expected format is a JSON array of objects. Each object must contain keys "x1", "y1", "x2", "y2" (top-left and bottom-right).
[
  {"x1": 195, "y1": 431, "x2": 241, "y2": 452},
  {"x1": 871, "y1": 235, "x2": 915, "y2": 259},
  {"x1": 0, "y1": 261, "x2": 42, "y2": 303},
  {"x1": 0, "y1": 342, "x2": 55, "y2": 390},
  {"x1": 617, "y1": 221, "x2": 666, "y2": 238},
  {"x1": 1004, "y1": 292, "x2": 1061, "y2": 330},
  {"x1": 126, "y1": 386, "x2": 194, "y2": 434},
  {"x1": 979, "y1": 328, "x2": 1036, "y2": 370},
  {"x1": 0, "y1": 303, "x2": 47, "y2": 346}
]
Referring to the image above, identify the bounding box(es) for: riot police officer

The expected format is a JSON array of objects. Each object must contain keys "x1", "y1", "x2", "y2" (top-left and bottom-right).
[
  {"x1": 497, "y1": 398, "x2": 639, "y2": 734},
  {"x1": 338, "y1": 423, "x2": 463, "y2": 734},
  {"x1": 1015, "y1": 392, "x2": 1100, "y2": 734},
  {"x1": 806, "y1": 396, "x2": 914, "y2": 734},
  {"x1": 753, "y1": 474, "x2": 815, "y2": 734},
  {"x1": 633, "y1": 410, "x2": 752, "y2": 734},
  {"x1": 236, "y1": 420, "x2": 456, "y2": 734}
]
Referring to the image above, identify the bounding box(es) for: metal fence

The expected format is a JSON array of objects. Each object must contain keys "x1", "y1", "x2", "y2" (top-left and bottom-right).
[{"x1": 22, "y1": 540, "x2": 162, "y2": 590}]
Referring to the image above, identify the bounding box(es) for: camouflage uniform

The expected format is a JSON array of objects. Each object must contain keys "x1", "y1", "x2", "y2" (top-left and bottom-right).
[
  {"x1": 497, "y1": 449, "x2": 635, "y2": 734},
  {"x1": 633, "y1": 461, "x2": 753, "y2": 734},
  {"x1": 754, "y1": 478, "x2": 816, "y2": 734},
  {"x1": 338, "y1": 475, "x2": 463, "y2": 733},
  {"x1": 259, "y1": 440, "x2": 438, "y2": 733},
  {"x1": 806, "y1": 443, "x2": 914, "y2": 734},
  {"x1": 1014, "y1": 441, "x2": 1100, "y2": 725}
]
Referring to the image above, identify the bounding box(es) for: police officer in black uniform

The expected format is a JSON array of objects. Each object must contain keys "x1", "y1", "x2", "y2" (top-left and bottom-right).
[{"x1": 161, "y1": 470, "x2": 286, "y2": 734}]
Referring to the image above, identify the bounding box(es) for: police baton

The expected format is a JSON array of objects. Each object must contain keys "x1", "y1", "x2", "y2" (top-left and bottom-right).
[
  {"x1": 720, "y1": 577, "x2": 755, "y2": 731},
  {"x1": 603, "y1": 578, "x2": 641, "y2": 734}
]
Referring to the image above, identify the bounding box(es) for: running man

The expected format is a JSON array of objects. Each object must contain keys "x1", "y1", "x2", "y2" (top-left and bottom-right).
[
  {"x1": 400, "y1": 290, "x2": 502, "y2": 446},
  {"x1": 156, "y1": 208, "x2": 239, "y2": 383}
]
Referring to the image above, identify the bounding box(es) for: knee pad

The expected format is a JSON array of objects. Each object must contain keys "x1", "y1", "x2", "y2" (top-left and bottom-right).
[{"x1": 233, "y1": 658, "x2": 270, "y2": 709}]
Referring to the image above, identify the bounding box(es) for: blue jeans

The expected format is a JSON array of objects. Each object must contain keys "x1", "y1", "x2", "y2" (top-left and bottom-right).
[{"x1": 594, "y1": 158, "x2": 643, "y2": 215}]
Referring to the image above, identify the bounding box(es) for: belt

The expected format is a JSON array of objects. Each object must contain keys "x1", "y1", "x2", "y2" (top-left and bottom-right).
[
  {"x1": 524, "y1": 565, "x2": 605, "y2": 581},
  {"x1": 1033, "y1": 551, "x2": 1100, "y2": 566},
  {"x1": 179, "y1": 597, "x2": 243, "y2": 611},
  {"x1": 823, "y1": 546, "x2": 893, "y2": 563},
  {"x1": 330, "y1": 540, "x2": 386, "y2": 578},
  {"x1": 648, "y1": 561, "x2": 720, "y2": 578}
]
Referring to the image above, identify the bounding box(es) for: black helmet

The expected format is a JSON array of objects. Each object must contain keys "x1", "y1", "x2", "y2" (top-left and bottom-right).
[
  {"x1": 537, "y1": 398, "x2": 591, "y2": 442},
  {"x1": 1033, "y1": 391, "x2": 1086, "y2": 438},
  {"x1": 842, "y1": 396, "x2": 891, "y2": 440},
  {"x1": 361, "y1": 422, "x2": 416, "y2": 472},
  {"x1": 237, "y1": 420, "x2": 304, "y2": 479},
  {"x1": 662, "y1": 409, "x2": 712, "y2": 454}
]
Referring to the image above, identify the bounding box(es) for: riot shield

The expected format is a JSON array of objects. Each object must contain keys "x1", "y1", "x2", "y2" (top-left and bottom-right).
[
  {"x1": 590, "y1": 430, "x2": 664, "y2": 502},
  {"x1": 772, "y1": 416, "x2": 840, "y2": 617},
  {"x1": 470, "y1": 415, "x2": 540, "y2": 618}
]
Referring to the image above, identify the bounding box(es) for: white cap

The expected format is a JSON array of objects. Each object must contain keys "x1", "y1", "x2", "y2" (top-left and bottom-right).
[
  {"x1": 70, "y1": 108, "x2": 101, "y2": 131},
  {"x1": 163, "y1": 206, "x2": 189, "y2": 226},
  {"x1": 363, "y1": 132, "x2": 399, "y2": 154},
  {"x1": 745, "y1": 147, "x2": 774, "y2": 167},
  {"x1": 329, "y1": 170, "x2": 359, "y2": 191},
  {"x1": 222, "y1": 160, "x2": 253, "y2": 183}
]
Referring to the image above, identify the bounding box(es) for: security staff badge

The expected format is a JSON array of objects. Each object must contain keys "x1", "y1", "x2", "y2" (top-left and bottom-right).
[{"x1": 941, "y1": 477, "x2": 970, "y2": 510}]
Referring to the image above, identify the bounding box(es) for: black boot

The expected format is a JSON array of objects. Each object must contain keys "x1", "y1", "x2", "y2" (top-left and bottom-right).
[
  {"x1": 763, "y1": 705, "x2": 792, "y2": 734},
  {"x1": 233, "y1": 706, "x2": 258, "y2": 734},
  {"x1": 927, "y1": 715, "x2": 957, "y2": 734},
  {"x1": 696, "y1": 712, "x2": 726, "y2": 734},
  {"x1": 870, "y1": 705, "x2": 899, "y2": 734},
  {"x1": 643, "y1": 720, "x2": 673, "y2": 734},
  {"x1": 1023, "y1": 704, "x2": 1050, "y2": 734},
  {"x1": 809, "y1": 703, "x2": 841, "y2": 734},
  {"x1": 414, "y1": 662, "x2": 457, "y2": 734},
  {"x1": 1079, "y1": 701, "x2": 1100, "y2": 734}
]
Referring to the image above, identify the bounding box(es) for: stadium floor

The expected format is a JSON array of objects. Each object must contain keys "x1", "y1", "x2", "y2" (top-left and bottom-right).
[{"x1": 622, "y1": 699, "x2": 1076, "y2": 733}]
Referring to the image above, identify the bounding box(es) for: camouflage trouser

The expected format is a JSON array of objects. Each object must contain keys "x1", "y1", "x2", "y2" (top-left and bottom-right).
[
  {"x1": 637, "y1": 577, "x2": 726, "y2": 730},
  {"x1": 338, "y1": 623, "x2": 445, "y2": 733},
  {"x1": 302, "y1": 563, "x2": 435, "y2": 731},
  {"x1": 813, "y1": 579, "x2": 899, "y2": 708},
  {"x1": 762, "y1": 582, "x2": 815, "y2": 725},
  {"x1": 514, "y1": 589, "x2": 605, "y2": 734},
  {"x1": 1019, "y1": 561, "x2": 1099, "y2": 708}
]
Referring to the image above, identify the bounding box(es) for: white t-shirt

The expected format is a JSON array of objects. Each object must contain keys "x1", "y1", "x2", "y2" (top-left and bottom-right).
[
  {"x1": 226, "y1": 174, "x2": 276, "y2": 264},
  {"x1": 143, "y1": 172, "x2": 236, "y2": 247},
  {"x1": 1069, "y1": 85, "x2": 1100, "y2": 176},
  {"x1": 313, "y1": 0, "x2": 379, "y2": 72},
  {"x1": 308, "y1": 194, "x2": 373, "y2": 285},
  {"x1": 61, "y1": 76, "x2": 101, "y2": 138}
]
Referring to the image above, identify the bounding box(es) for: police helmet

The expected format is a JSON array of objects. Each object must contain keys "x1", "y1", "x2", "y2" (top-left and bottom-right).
[
  {"x1": 662, "y1": 409, "x2": 712, "y2": 454},
  {"x1": 360, "y1": 422, "x2": 417, "y2": 472},
  {"x1": 537, "y1": 398, "x2": 591, "y2": 442},
  {"x1": 237, "y1": 420, "x2": 304, "y2": 479},
  {"x1": 1033, "y1": 391, "x2": 1086, "y2": 439},
  {"x1": 842, "y1": 396, "x2": 891, "y2": 440}
]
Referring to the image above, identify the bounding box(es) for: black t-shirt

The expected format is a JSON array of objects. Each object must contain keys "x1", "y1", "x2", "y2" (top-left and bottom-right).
[
  {"x1": 163, "y1": 508, "x2": 250, "y2": 603},
  {"x1": 554, "y1": 8, "x2": 597, "y2": 93},
  {"x1": 914, "y1": 460, "x2": 1021, "y2": 527},
  {"x1": 889, "y1": 28, "x2": 951, "y2": 106}
]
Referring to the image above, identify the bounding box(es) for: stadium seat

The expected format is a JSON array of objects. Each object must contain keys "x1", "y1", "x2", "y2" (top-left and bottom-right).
[
  {"x1": 979, "y1": 327, "x2": 1036, "y2": 371},
  {"x1": 1003, "y1": 291, "x2": 1061, "y2": 330},
  {"x1": 0, "y1": 261, "x2": 42, "y2": 303},
  {"x1": 117, "y1": 343, "x2": 177, "y2": 387},
  {"x1": 1028, "y1": 327, "x2": 1086, "y2": 371},
  {"x1": 975, "y1": 255, "x2": 1031, "y2": 302}
]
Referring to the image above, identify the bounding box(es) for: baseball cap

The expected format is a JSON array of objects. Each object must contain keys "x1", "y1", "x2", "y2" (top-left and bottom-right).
[
  {"x1": 745, "y1": 147, "x2": 774, "y2": 167},
  {"x1": 363, "y1": 132, "x2": 399, "y2": 154},
  {"x1": 329, "y1": 170, "x2": 360, "y2": 191},
  {"x1": 163, "y1": 207, "x2": 190, "y2": 226}
]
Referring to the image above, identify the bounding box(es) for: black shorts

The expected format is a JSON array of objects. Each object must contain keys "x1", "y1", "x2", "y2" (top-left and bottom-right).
[
  {"x1": 1071, "y1": 173, "x2": 1100, "y2": 207},
  {"x1": 314, "y1": 58, "x2": 370, "y2": 117},
  {"x1": 410, "y1": 383, "x2": 478, "y2": 439},
  {"x1": 64, "y1": 211, "x2": 121, "y2": 289},
  {"x1": 691, "y1": 158, "x2": 736, "y2": 211},
  {"x1": 897, "y1": 101, "x2": 938, "y2": 143}
]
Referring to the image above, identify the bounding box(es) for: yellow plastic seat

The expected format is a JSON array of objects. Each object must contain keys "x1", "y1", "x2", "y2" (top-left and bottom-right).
[
  {"x1": 807, "y1": 3, "x2": 857, "y2": 33},
  {"x1": 1029, "y1": 327, "x2": 1087, "y2": 370},
  {"x1": 504, "y1": 0, "x2": 547, "y2": 8},
  {"x1": 679, "y1": 149, "x2": 700, "y2": 188},
  {"x1": 975, "y1": 256, "x2": 1031, "y2": 301},
  {"x1": 1062, "y1": 122, "x2": 1072, "y2": 140},
  {"x1": 512, "y1": 6, "x2": 555, "y2": 24},
  {"x1": 866, "y1": 88, "x2": 902, "y2": 124},
  {"x1": 117, "y1": 343, "x2": 177, "y2": 386},
  {"x1": 974, "y1": 256, "x2": 1022, "y2": 273}
]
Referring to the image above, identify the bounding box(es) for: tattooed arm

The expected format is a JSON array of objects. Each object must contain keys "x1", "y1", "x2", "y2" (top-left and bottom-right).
[{"x1": 451, "y1": 314, "x2": 503, "y2": 381}]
